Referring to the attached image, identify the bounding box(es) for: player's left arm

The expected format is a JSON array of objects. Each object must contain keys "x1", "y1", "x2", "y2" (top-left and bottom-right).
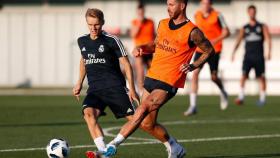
[
  {"x1": 212, "y1": 13, "x2": 231, "y2": 45},
  {"x1": 180, "y1": 28, "x2": 215, "y2": 73},
  {"x1": 111, "y1": 37, "x2": 138, "y2": 101},
  {"x1": 263, "y1": 24, "x2": 272, "y2": 60}
]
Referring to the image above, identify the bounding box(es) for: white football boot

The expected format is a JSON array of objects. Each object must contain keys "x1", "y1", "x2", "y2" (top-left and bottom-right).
[
  {"x1": 167, "y1": 138, "x2": 186, "y2": 158},
  {"x1": 220, "y1": 92, "x2": 228, "y2": 110}
]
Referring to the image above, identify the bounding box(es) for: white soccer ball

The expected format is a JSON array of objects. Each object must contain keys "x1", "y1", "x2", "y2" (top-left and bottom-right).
[{"x1": 46, "y1": 138, "x2": 70, "y2": 158}]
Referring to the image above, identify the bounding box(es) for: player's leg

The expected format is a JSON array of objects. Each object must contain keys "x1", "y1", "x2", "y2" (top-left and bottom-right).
[
  {"x1": 184, "y1": 53, "x2": 202, "y2": 116},
  {"x1": 235, "y1": 59, "x2": 251, "y2": 105},
  {"x1": 256, "y1": 59, "x2": 266, "y2": 106},
  {"x1": 138, "y1": 89, "x2": 170, "y2": 142},
  {"x1": 257, "y1": 76, "x2": 266, "y2": 105},
  {"x1": 107, "y1": 89, "x2": 172, "y2": 148},
  {"x1": 83, "y1": 108, "x2": 106, "y2": 151},
  {"x1": 82, "y1": 93, "x2": 107, "y2": 153},
  {"x1": 139, "y1": 92, "x2": 185, "y2": 158},
  {"x1": 106, "y1": 89, "x2": 185, "y2": 157},
  {"x1": 208, "y1": 53, "x2": 228, "y2": 110}
]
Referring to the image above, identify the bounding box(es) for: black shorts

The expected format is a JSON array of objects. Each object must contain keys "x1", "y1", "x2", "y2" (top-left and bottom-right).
[
  {"x1": 194, "y1": 52, "x2": 220, "y2": 73},
  {"x1": 82, "y1": 86, "x2": 135, "y2": 119},
  {"x1": 142, "y1": 54, "x2": 153, "y2": 64},
  {"x1": 242, "y1": 58, "x2": 265, "y2": 78},
  {"x1": 144, "y1": 77, "x2": 178, "y2": 100}
]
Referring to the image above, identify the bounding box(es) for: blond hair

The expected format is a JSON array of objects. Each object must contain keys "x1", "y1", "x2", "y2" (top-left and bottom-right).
[{"x1": 85, "y1": 8, "x2": 105, "y2": 25}]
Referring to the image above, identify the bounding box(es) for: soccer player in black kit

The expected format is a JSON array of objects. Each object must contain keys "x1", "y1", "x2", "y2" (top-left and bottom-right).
[
  {"x1": 72, "y1": 8, "x2": 140, "y2": 158},
  {"x1": 232, "y1": 5, "x2": 272, "y2": 106},
  {"x1": 73, "y1": 8, "x2": 181, "y2": 158}
]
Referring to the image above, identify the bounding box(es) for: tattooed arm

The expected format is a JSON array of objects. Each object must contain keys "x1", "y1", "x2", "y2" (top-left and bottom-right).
[{"x1": 180, "y1": 28, "x2": 215, "y2": 74}]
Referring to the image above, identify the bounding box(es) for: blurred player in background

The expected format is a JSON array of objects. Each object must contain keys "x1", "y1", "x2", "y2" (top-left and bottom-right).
[
  {"x1": 130, "y1": 3, "x2": 155, "y2": 94},
  {"x1": 184, "y1": 0, "x2": 230, "y2": 116},
  {"x1": 103, "y1": 0, "x2": 215, "y2": 157},
  {"x1": 232, "y1": 5, "x2": 272, "y2": 106}
]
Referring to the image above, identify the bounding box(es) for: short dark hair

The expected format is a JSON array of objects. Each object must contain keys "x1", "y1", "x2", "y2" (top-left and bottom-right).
[
  {"x1": 137, "y1": 2, "x2": 145, "y2": 9},
  {"x1": 177, "y1": 0, "x2": 188, "y2": 4},
  {"x1": 177, "y1": 0, "x2": 188, "y2": 10},
  {"x1": 200, "y1": 0, "x2": 213, "y2": 4},
  {"x1": 85, "y1": 8, "x2": 105, "y2": 25},
  {"x1": 248, "y1": 5, "x2": 256, "y2": 11}
]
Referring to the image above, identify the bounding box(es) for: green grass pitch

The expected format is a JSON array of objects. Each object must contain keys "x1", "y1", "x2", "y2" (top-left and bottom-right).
[{"x1": 0, "y1": 95, "x2": 280, "y2": 158}]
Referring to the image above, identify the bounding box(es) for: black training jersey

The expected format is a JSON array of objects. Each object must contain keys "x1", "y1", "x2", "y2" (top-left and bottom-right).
[
  {"x1": 243, "y1": 22, "x2": 264, "y2": 59},
  {"x1": 77, "y1": 31, "x2": 127, "y2": 92}
]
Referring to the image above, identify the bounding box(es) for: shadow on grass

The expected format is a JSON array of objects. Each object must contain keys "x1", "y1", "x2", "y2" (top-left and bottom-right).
[{"x1": 197, "y1": 153, "x2": 280, "y2": 158}]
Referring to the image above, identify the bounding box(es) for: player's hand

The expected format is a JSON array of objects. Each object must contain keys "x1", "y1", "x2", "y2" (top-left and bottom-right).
[
  {"x1": 73, "y1": 83, "x2": 82, "y2": 101},
  {"x1": 132, "y1": 47, "x2": 143, "y2": 57},
  {"x1": 180, "y1": 63, "x2": 195, "y2": 74},
  {"x1": 266, "y1": 53, "x2": 271, "y2": 61},
  {"x1": 128, "y1": 89, "x2": 139, "y2": 103},
  {"x1": 210, "y1": 39, "x2": 218, "y2": 46},
  {"x1": 129, "y1": 89, "x2": 139, "y2": 102}
]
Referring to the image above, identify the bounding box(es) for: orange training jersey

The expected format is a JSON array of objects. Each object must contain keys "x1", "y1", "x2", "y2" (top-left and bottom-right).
[
  {"x1": 146, "y1": 19, "x2": 197, "y2": 88},
  {"x1": 132, "y1": 18, "x2": 155, "y2": 46},
  {"x1": 195, "y1": 9, "x2": 223, "y2": 53}
]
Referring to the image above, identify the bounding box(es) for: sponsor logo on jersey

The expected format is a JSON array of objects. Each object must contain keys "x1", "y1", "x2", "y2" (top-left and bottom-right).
[
  {"x1": 156, "y1": 39, "x2": 177, "y2": 53},
  {"x1": 245, "y1": 32, "x2": 262, "y2": 42},
  {"x1": 84, "y1": 53, "x2": 106, "y2": 64},
  {"x1": 98, "y1": 45, "x2": 105, "y2": 53}
]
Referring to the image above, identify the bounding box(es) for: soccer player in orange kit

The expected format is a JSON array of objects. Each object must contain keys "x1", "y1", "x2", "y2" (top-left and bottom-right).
[{"x1": 102, "y1": 0, "x2": 215, "y2": 157}]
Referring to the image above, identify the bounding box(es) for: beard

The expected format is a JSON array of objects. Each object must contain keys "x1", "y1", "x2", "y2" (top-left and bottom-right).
[{"x1": 169, "y1": 10, "x2": 180, "y2": 20}]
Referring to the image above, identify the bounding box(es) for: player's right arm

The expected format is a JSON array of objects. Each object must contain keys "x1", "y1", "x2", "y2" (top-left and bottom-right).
[
  {"x1": 232, "y1": 28, "x2": 245, "y2": 61},
  {"x1": 73, "y1": 56, "x2": 86, "y2": 101},
  {"x1": 132, "y1": 42, "x2": 155, "y2": 57},
  {"x1": 263, "y1": 24, "x2": 272, "y2": 60},
  {"x1": 180, "y1": 28, "x2": 215, "y2": 74}
]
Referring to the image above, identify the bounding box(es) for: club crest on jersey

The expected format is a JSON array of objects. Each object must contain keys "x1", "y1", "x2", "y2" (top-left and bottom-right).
[
  {"x1": 256, "y1": 26, "x2": 262, "y2": 33},
  {"x1": 98, "y1": 45, "x2": 105, "y2": 53}
]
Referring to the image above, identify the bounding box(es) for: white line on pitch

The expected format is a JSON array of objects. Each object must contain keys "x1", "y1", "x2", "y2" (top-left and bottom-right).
[
  {"x1": 1, "y1": 134, "x2": 280, "y2": 153},
  {"x1": 103, "y1": 118, "x2": 280, "y2": 141}
]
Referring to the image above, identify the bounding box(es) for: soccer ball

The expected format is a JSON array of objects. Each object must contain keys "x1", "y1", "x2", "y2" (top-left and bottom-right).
[{"x1": 46, "y1": 138, "x2": 70, "y2": 158}]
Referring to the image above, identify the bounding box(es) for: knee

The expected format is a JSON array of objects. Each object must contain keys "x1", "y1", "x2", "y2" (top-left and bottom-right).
[
  {"x1": 142, "y1": 99, "x2": 159, "y2": 113},
  {"x1": 211, "y1": 75, "x2": 218, "y2": 82},
  {"x1": 242, "y1": 75, "x2": 248, "y2": 80},
  {"x1": 258, "y1": 76, "x2": 266, "y2": 81},
  {"x1": 83, "y1": 108, "x2": 97, "y2": 121},
  {"x1": 140, "y1": 122, "x2": 155, "y2": 132},
  {"x1": 192, "y1": 71, "x2": 199, "y2": 79},
  {"x1": 135, "y1": 105, "x2": 149, "y2": 118}
]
